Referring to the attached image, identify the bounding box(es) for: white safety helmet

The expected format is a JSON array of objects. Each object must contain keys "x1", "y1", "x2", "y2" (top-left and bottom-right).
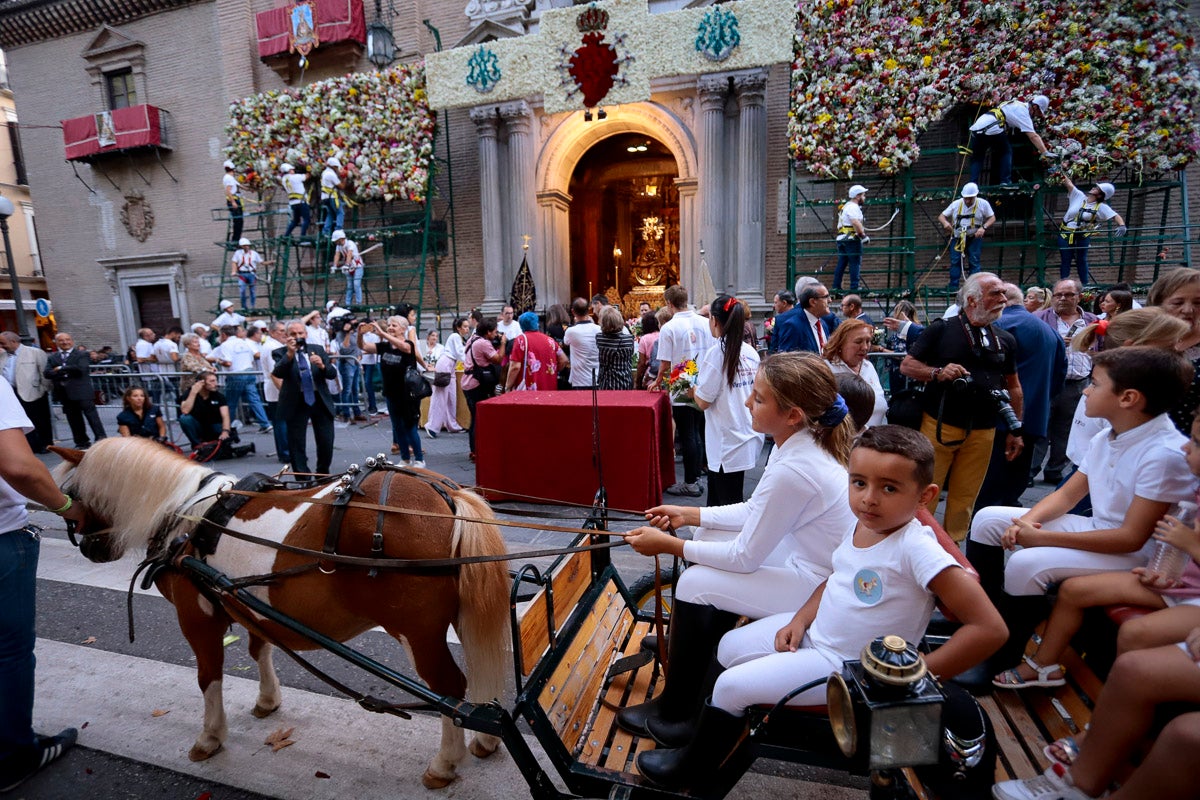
[
  {"x1": 281, "y1": 163, "x2": 294, "y2": 173},
  {"x1": 961, "y1": 182, "x2": 980, "y2": 198},
  {"x1": 222, "y1": 159, "x2": 235, "y2": 170},
  {"x1": 190, "y1": 323, "x2": 209, "y2": 333},
  {"x1": 1032, "y1": 95, "x2": 1050, "y2": 114},
  {"x1": 1094, "y1": 182, "x2": 1115, "y2": 201},
  {"x1": 848, "y1": 184, "x2": 868, "y2": 199},
  {"x1": 238, "y1": 237, "x2": 251, "y2": 247},
  {"x1": 326, "y1": 156, "x2": 342, "y2": 169},
  {"x1": 219, "y1": 300, "x2": 234, "y2": 310},
  {"x1": 331, "y1": 230, "x2": 346, "y2": 242}
]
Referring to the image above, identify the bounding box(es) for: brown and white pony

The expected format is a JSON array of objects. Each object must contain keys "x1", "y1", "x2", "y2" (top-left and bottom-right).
[{"x1": 51, "y1": 437, "x2": 510, "y2": 789}]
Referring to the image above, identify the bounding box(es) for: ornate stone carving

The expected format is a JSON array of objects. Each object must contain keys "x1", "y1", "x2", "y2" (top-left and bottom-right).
[
  {"x1": 697, "y1": 74, "x2": 729, "y2": 112},
  {"x1": 733, "y1": 70, "x2": 768, "y2": 107},
  {"x1": 119, "y1": 190, "x2": 154, "y2": 242},
  {"x1": 103, "y1": 268, "x2": 118, "y2": 295}
]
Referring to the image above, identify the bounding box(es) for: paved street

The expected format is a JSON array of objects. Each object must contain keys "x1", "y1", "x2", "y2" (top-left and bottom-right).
[{"x1": 20, "y1": 405, "x2": 1053, "y2": 799}]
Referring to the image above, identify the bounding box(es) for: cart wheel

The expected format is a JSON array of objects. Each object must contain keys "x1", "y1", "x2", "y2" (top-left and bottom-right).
[{"x1": 628, "y1": 564, "x2": 680, "y2": 616}]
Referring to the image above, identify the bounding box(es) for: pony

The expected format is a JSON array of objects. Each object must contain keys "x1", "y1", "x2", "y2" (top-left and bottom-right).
[{"x1": 50, "y1": 437, "x2": 510, "y2": 789}]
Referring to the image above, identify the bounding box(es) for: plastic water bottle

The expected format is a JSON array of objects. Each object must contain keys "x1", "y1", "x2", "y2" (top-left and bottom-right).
[{"x1": 1148, "y1": 501, "x2": 1197, "y2": 583}]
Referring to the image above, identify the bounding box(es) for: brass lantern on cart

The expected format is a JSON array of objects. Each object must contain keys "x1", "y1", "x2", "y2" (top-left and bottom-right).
[{"x1": 827, "y1": 635, "x2": 946, "y2": 770}]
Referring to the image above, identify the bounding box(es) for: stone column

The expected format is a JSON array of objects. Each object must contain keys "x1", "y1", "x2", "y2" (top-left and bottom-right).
[
  {"x1": 537, "y1": 189, "x2": 572, "y2": 306},
  {"x1": 470, "y1": 106, "x2": 505, "y2": 313},
  {"x1": 697, "y1": 75, "x2": 728, "y2": 302},
  {"x1": 676, "y1": 178, "x2": 699, "y2": 303},
  {"x1": 499, "y1": 101, "x2": 537, "y2": 303},
  {"x1": 734, "y1": 69, "x2": 768, "y2": 309}
]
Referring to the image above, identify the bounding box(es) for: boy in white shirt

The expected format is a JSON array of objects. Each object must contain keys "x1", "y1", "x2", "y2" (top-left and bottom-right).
[{"x1": 637, "y1": 425, "x2": 1006, "y2": 788}]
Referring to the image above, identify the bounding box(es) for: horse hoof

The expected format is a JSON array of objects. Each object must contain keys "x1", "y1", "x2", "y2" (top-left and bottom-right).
[
  {"x1": 251, "y1": 703, "x2": 279, "y2": 718},
  {"x1": 188, "y1": 742, "x2": 222, "y2": 762},
  {"x1": 469, "y1": 737, "x2": 499, "y2": 759},
  {"x1": 422, "y1": 770, "x2": 456, "y2": 789}
]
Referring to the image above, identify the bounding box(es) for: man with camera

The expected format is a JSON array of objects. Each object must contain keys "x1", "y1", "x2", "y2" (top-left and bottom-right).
[
  {"x1": 273, "y1": 320, "x2": 338, "y2": 475},
  {"x1": 901, "y1": 272, "x2": 1024, "y2": 541}
]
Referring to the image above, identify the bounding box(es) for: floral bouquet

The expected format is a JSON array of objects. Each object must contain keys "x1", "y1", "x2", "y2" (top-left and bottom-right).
[
  {"x1": 627, "y1": 317, "x2": 643, "y2": 338},
  {"x1": 663, "y1": 359, "x2": 699, "y2": 407}
]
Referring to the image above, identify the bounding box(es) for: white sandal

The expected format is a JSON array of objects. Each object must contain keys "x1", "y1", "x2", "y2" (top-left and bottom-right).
[{"x1": 992, "y1": 655, "x2": 1067, "y2": 689}]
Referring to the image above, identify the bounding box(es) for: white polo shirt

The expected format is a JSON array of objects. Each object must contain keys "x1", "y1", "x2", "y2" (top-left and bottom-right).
[
  {"x1": 563, "y1": 320, "x2": 601, "y2": 387},
  {"x1": 260, "y1": 337, "x2": 283, "y2": 402},
  {"x1": 223, "y1": 172, "x2": 240, "y2": 199},
  {"x1": 152, "y1": 337, "x2": 179, "y2": 373},
  {"x1": 657, "y1": 309, "x2": 715, "y2": 404},
  {"x1": 212, "y1": 337, "x2": 259, "y2": 374},
  {"x1": 971, "y1": 100, "x2": 1035, "y2": 135}
]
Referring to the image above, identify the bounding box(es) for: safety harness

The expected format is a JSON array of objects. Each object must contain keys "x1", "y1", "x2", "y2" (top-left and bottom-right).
[
  {"x1": 232, "y1": 249, "x2": 258, "y2": 274},
  {"x1": 952, "y1": 199, "x2": 981, "y2": 254},
  {"x1": 837, "y1": 202, "x2": 858, "y2": 238},
  {"x1": 1061, "y1": 201, "x2": 1105, "y2": 245}
]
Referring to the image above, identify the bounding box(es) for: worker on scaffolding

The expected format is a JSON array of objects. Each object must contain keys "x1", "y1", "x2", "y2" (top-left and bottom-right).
[
  {"x1": 1057, "y1": 174, "x2": 1127, "y2": 284},
  {"x1": 231, "y1": 237, "x2": 272, "y2": 310},
  {"x1": 320, "y1": 156, "x2": 346, "y2": 237},
  {"x1": 966, "y1": 95, "x2": 1051, "y2": 187},
  {"x1": 280, "y1": 163, "x2": 311, "y2": 240},
  {"x1": 938, "y1": 182, "x2": 996, "y2": 291},
  {"x1": 832, "y1": 184, "x2": 869, "y2": 292},
  {"x1": 222, "y1": 159, "x2": 244, "y2": 243},
  {"x1": 330, "y1": 230, "x2": 365, "y2": 307}
]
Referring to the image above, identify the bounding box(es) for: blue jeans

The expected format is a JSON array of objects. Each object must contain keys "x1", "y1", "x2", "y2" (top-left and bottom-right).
[
  {"x1": 265, "y1": 401, "x2": 289, "y2": 463},
  {"x1": 343, "y1": 270, "x2": 363, "y2": 306},
  {"x1": 362, "y1": 363, "x2": 380, "y2": 413},
  {"x1": 833, "y1": 238, "x2": 862, "y2": 291},
  {"x1": 284, "y1": 202, "x2": 311, "y2": 238},
  {"x1": 178, "y1": 414, "x2": 222, "y2": 446},
  {"x1": 223, "y1": 374, "x2": 269, "y2": 427},
  {"x1": 968, "y1": 131, "x2": 1012, "y2": 185},
  {"x1": 0, "y1": 528, "x2": 40, "y2": 756},
  {"x1": 237, "y1": 272, "x2": 257, "y2": 308},
  {"x1": 337, "y1": 359, "x2": 361, "y2": 419},
  {"x1": 948, "y1": 234, "x2": 983, "y2": 289},
  {"x1": 387, "y1": 395, "x2": 423, "y2": 460},
  {"x1": 1058, "y1": 232, "x2": 1091, "y2": 283},
  {"x1": 321, "y1": 197, "x2": 344, "y2": 236}
]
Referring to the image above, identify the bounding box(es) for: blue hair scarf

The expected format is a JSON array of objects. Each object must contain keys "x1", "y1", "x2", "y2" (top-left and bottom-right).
[{"x1": 817, "y1": 394, "x2": 849, "y2": 427}]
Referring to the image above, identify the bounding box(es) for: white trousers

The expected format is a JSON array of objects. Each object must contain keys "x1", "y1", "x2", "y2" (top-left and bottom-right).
[
  {"x1": 711, "y1": 613, "x2": 841, "y2": 713},
  {"x1": 968, "y1": 506, "x2": 1148, "y2": 596},
  {"x1": 676, "y1": 562, "x2": 825, "y2": 620}
]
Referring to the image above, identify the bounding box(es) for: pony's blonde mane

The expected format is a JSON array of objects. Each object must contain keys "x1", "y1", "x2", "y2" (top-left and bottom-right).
[{"x1": 55, "y1": 438, "x2": 224, "y2": 553}]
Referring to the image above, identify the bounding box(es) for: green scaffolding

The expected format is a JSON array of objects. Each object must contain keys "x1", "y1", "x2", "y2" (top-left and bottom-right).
[{"x1": 788, "y1": 147, "x2": 1197, "y2": 319}]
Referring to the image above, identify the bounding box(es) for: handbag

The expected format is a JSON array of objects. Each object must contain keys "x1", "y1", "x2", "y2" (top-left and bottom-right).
[
  {"x1": 405, "y1": 364, "x2": 433, "y2": 400},
  {"x1": 886, "y1": 386, "x2": 926, "y2": 430},
  {"x1": 432, "y1": 369, "x2": 453, "y2": 388},
  {"x1": 466, "y1": 337, "x2": 501, "y2": 390}
]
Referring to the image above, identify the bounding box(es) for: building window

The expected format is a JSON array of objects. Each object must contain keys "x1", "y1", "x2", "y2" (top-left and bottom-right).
[
  {"x1": 7, "y1": 121, "x2": 26, "y2": 186},
  {"x1": 106, "y1": 69, "x2": 137, "y2": 109}
]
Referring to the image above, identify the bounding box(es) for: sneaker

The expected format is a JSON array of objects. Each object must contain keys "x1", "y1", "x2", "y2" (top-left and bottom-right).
[
  {"x1": 411, "y1": 460, "x2": 426, "y2": 469},
  {"x1": 991, "y1": 764, "x2": 1092, "y2": 800},
  {"x1": 259, "y1": 425, "x2": 273, "y2": 435},
  {"x1": 424, "y1": 426, "x2": 438, "y2": 439},
  {"x1": 352, "y1": 415, "x2": 368, "y2": 423},
  {"x1": 665, "y1": 482, "x2": 703, "y2": 497},
  {"x1": 390, "y1": 443, "x2": 401, "y2": 454},
  {"x1": 0, "y1": 728, "x2": 78, "y2": 792}
]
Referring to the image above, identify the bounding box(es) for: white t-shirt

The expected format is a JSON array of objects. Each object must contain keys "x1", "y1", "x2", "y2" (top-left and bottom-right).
[
  {"x1": 305, "y1": 324, "x2": 330, "y2": 350},
  {"x1": 152, "y1": 337, "x2": 179, "y2": 373},
  {"x1": 337, "y1": 240, "x2": 362, "y2": 271},
  {"x1": 320, "y1": 166, "x2": 340, "y2": 200},
  {"x1": 222, "y1": 172, "x2": 240, "y2": 199},
  {"x1": 828, "y1": 359, "x2": 888, "y2": 428},
  {"x1": 281, "y1": 172, "x2": 306, "y2": 204},
  {"x1": 446, "y1": 331, "x2": 467, "y2": 364},
  {"x1": 497, "y1": 319, "x2": 523, "y2": 341},
  {"x1": 232, "y1": 249, "x2": 262, "y2": 273},
  {"x1": 809, "y1": 518, "x2": 960, "y2": 661},
  {"x1": 135, "y1": 338, "x2": 155, "y2": 370},
  {"x1": 260, "y1": 338, "x2": 283, "y2": 402},
  {"x1": 695, "y1": 342, "x2": 763, "y2": 473},
  {"x1": 0, "y1": 378, "x2": 33, "y2": 532},
  {"x1": 211, "y1": 311, "x2": 247, "y2": 329},
  {"x1": 657, "y1": 309, "x2": 715, "y2": 404},
  {"x1": 971, "y1": 100, "x2": 1035, "y2": 135},
  {"x1": 1062, "y1": 187, "x2": 1117, "y2": 231},
  {"x1": 1077, "y1": 413, "x2": 1193, "y2": 551},
  {"x1": 689, "y1": 429, "x2": 855, "y2": 578},
  {"x1": 940, "y1": 198, "x2": 995, "y2": 231},
  {"x1": 836, "y1": 201, "x2": 864, "y2": 241},
  {"x1": 563, "y1": 320, "x2": 601, "y2": 388},
  {"x1": 212, "y1": 337, "x2": 259, "y2": 373},
  {"x1": 360, "y1": 331, "x2": 380, "y2": 366}
]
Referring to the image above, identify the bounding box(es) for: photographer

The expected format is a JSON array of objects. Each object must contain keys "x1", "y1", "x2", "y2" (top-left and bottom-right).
[
  {"x1": 272, "y1": 320, "x2": 338, "y2": 475},
  {"x1": 178, "y1": 372, "x2": 230, "y2": 448},
  {"x1": 900, "y1": 272, "x2": 1024, "y2": 542}
]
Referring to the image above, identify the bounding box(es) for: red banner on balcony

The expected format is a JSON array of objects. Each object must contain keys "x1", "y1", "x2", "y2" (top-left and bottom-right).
[
  {"x1": 61, "y1": 104, "x2": 170, "y2": 161},
  {"x1": 256, "y1": 0, "x2": 365, "y2": 60}
]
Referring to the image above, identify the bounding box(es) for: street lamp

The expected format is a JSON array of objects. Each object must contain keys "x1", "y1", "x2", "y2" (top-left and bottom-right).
[
  {"x1": 0, "y1": 195, "x2": 29, "y2": 344},
  {"x1": 366, "y1": 0, "x2": 397, "y2": 69}
]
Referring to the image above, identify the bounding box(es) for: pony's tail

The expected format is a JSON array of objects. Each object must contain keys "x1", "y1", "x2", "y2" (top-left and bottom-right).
[{"x1": 452, "y1": 489, "x2": 511, "y2": 705}]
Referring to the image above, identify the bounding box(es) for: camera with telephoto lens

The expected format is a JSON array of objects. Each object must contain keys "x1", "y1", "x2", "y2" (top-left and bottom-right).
[
  {"x1": 294, "y1": 337, "x2": 307, "y2": 351},
  {"x1": 951, "y1": 375, "x2": 1022, "y2": 433}
]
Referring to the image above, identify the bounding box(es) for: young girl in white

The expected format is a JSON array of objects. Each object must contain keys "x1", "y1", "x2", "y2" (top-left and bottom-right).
[
  {"x1": 693, "y1": 294, "x2": 763, "y2": 507},
  {"x1": 618, "y1": 352, "x2": 857, "y2": 746}
]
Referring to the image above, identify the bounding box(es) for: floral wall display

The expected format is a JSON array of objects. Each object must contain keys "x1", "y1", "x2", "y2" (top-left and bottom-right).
[
  {"x1": 790, "y1": 0, "x2": 1200, "y2": 181},
  {"x1": 224, "y1": 64, "x2": 436, "y2": 203}
]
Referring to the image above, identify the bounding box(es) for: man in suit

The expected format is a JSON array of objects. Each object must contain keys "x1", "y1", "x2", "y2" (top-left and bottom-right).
[
  {"x1": 0, "y1": 332, "x2": 52, "y2": 452},
  {"x1": 773, "y1": 285, "x2": 838, "y2": 354},
  {"x1": 273, "y1": 319, "x2": 338, "y2": 475},
  {"x1": 43, "y1": 332, "x2": 106, "y2": 449}
]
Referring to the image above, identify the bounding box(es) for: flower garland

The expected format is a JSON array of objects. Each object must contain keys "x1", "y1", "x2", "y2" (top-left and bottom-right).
[
  {"x1": 790, "y1": 0, "x2": 1200, "y2": 181},
  {"x1": 224, "y1": 64, "x2": 436, "y2": 203}
]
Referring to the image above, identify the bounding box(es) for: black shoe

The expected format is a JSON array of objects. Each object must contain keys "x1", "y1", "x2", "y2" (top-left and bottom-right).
[
  {"x1": 0, "y1": 728, "x2": 77, "y2": 792},
  {"x1": 637, "y1": 700, "x2": 745, "y2": 788},
  {"x1": 1042, "y1": 473, "x2": 1062, "y2": 485}
]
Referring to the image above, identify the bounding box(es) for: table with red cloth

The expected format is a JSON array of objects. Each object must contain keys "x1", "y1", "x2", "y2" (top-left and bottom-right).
[{"x1": 474, "y1": 391, "x2": 675, "y2": 509}]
